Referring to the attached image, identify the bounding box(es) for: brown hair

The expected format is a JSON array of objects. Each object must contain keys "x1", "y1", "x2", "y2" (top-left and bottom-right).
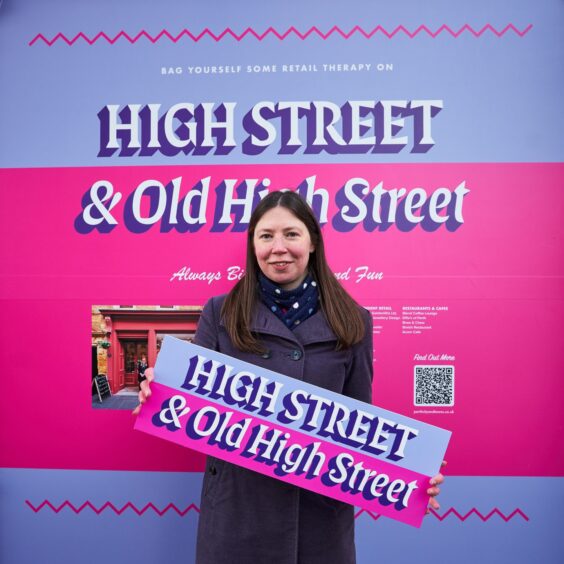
[{"x1": 221, "y1": 191, "x2": 366, "y2": 353}]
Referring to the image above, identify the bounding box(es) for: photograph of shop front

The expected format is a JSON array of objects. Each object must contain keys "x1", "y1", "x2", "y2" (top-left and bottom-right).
[{"x1": 91, "y1": 305, "x2": 202, "y2": 409}]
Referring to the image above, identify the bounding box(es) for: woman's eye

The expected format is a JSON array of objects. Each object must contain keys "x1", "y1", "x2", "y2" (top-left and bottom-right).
[
  {"x1": 286, "y1": 232, "x2": 299, "y2": 238},
  {"x1": 259, "y1": 233, "x2": 272, "y2": 240}
]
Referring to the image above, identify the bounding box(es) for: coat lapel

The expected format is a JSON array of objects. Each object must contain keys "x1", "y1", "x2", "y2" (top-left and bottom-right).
[{"x1": 249, "y1": 301, "x2": 337, "y2": 346}]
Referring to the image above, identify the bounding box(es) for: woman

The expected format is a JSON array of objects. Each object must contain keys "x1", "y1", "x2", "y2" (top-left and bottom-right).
[
  {"x1": 137, "y1": 355, "x2": 148, "y2": 388},
  {"x1": 135, "y1": 191, "x2": 444, "y2": 563}
]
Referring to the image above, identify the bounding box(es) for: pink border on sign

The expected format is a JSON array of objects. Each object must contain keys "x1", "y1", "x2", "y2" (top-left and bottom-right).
[{"x1": 135, "y1": 383, "x2": 431, "y2": 527}]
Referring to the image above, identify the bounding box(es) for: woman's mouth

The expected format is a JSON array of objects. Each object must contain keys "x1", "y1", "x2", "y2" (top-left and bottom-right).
[{"x1": 270, "y1": 261, "x2": 291, "y2": 270}]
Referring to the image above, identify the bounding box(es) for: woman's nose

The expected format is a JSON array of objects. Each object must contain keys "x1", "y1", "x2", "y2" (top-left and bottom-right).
[{"x1": 271, "y1": 236, "x2": 287, "y2": 253}]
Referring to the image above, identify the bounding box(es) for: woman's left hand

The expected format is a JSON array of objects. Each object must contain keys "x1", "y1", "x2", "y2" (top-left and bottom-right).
[{"x1": 426, "y1": 460, "x2": 447, "y2": 514}]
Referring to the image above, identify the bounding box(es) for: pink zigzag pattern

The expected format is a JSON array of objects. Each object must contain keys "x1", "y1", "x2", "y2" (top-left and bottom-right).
[
  {"x1": 29, "y1": 23, "x2": 533, "y2": 46},
  {"x1": 354, "y1": 509, "x2": 383, "y2": 521},
  {"x1": 25, "y1": 500, "x2": 200, "y2": 516},
  {"x1": 26, "y1": 500, "x2": 529, "y2": 522},
  {"x1": 354, "y1": 507, "x2": 529, "y2": 522},
  {"x1": 430, "y1": 507, "x2": 530, "y2": 522}
]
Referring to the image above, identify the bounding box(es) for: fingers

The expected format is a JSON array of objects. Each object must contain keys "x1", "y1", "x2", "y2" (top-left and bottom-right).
[
  {"x1": 428, "y1": 496, "x2": 440, "y2": 511},
  {"x1": 427, "y1": 486, "x2": 441, "y2": 497},
  {"x1": 430, "y1": 473, "x2": 444, "y2": 486},
  {"x1": 145, "y1": 367, "x2": 155, "y2": 382},
  {"x1": 139, "y1": 380, "x2": 152, "y2": 402},
  {"x1": 132, "y1": 387, "x2": 148, "y2": 416},
  {"x1": 426, "y1": 464, "x2": 446, "y2": 513}
]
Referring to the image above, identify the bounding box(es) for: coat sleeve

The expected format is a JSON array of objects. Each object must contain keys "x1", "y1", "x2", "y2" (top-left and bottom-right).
[
  {"x1": 193, "y1": 297, "x2": 221, "y2": 351},
  {"x1": 342, "y1": 308, "x2": 373, "y2": 404}
]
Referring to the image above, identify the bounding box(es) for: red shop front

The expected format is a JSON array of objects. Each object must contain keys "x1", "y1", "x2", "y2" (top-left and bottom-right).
[{"x1": 99, "y1": 307, "x2": 202, "y2": 393}]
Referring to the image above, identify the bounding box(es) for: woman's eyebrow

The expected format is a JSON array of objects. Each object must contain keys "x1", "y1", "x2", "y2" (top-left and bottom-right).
[{"x1": 256, "y1": 225, "x2": 304, "y2": 233}]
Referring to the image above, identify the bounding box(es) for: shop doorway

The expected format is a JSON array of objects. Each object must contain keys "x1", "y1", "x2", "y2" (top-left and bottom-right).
[{"x1": 121, "y1": 340, "x2": 148, "y2": 388}]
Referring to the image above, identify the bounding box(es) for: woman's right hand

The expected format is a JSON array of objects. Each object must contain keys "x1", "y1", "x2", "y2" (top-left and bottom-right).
[{"x1": 132, "y1": 367, "x2": 154, "y2": 416}]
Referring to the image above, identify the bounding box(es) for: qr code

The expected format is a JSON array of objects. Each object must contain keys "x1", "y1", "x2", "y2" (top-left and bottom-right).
[{"x1": 414, "y1": 365, "x2": 454, "y2": 406}]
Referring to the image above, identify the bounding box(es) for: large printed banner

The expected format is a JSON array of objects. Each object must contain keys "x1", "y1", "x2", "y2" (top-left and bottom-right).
[
  {"x1": 1, "y1": 1, "x2": 563, "y2": 562},
  {"x1": 135, "y1": 337, "x2": 451, "y2": 527}
]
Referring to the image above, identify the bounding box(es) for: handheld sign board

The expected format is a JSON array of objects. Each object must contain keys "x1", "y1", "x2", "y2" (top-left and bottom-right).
[{"x1": 134, "y1": 336, "x2": 451, "y2": 527}]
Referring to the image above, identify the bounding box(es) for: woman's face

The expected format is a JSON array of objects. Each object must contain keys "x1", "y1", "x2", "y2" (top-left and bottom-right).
[{"x1": 253, "y1": 206, "x2": 314, "y2": 291}]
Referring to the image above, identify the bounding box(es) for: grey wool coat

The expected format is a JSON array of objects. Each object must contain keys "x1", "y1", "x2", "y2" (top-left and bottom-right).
[{"x1": 194, "y1": 294, "x2": 373, "y2": 564}]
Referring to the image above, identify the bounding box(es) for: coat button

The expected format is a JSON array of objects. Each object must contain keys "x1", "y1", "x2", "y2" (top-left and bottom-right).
[
  {"x1": 209, "y1": 466, "x2": 217, "y2": 476},
  {"x1": 260, "y1": 349, "x2": 272, "y2": 359},
  {"x1": 290, "y1": 349, "x2": 302, "y2": 361}
]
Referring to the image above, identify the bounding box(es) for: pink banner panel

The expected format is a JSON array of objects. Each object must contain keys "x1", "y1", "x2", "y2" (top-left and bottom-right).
[{"x1": 0, "y1": 162, "x2": 562, "y2": 475}]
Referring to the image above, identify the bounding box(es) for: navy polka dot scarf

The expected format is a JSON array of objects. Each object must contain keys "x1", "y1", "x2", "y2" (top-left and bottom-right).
[{"x1": 258, "y1": 272, "x2": 319, "y2": 330}]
